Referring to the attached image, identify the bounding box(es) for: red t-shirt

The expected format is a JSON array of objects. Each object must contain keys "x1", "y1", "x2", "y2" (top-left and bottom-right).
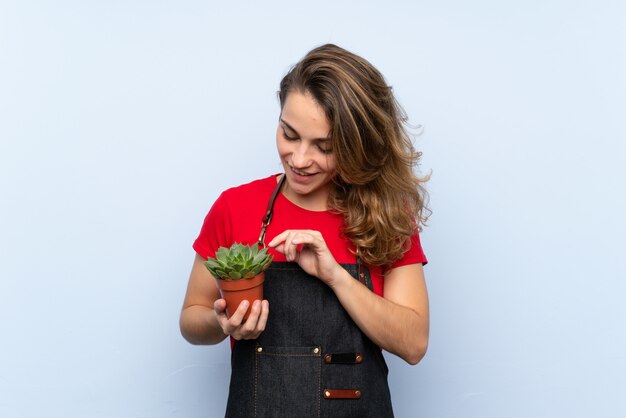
[{"x1": 193, "y1": 174, "x2": 427, "y2": 297}]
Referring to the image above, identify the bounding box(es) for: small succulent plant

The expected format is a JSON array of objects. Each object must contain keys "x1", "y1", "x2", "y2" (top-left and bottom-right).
[{"x1": 204, "y1": 243, "x2": 273, "y2": 280}]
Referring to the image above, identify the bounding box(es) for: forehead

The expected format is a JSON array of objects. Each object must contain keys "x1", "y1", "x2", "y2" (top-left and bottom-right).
[{"x1": 281, "y1": 91, "x2": 330, "y2": 135}]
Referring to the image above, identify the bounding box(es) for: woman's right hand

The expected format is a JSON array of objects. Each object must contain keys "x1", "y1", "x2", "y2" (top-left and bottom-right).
[
  {"x1": 214, "y1": 298, "x2": 269, "y2": 340},
  {"x1": 181, "y1": 254, "x2": 269, "y2": 345}
]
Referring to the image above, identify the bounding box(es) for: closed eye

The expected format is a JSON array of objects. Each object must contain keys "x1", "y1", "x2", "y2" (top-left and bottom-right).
[
  {"x1": 282, "y1": 128, "x2": 298, "y2": 141},
  {"x1": 316, "y1": 143, "x2": 332, "y2": 154},
  {"x1": 280, "y1": 119, "x2": 332, "y2": 153}
]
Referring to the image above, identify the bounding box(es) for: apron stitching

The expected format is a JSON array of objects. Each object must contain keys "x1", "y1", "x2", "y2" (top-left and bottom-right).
[
  {"x1": 317, "y1": 351, "x2": 321, "y2": 418},
  {"x1": 253, "y1": 350, "x2": 258, "y2": 418},
  {"x1": 257, "y1": 353, "x2": 320, "y2": 357},
  {"x1": 268, "y1": 267, "x2": 306, "y2": 271}
]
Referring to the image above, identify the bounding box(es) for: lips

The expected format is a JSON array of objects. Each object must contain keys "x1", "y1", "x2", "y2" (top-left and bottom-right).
[
  {"x1": 290, "y1": 167, "x2": 317, "y2": 177},
  {"x1": 287, "y1": 167, "x2": 320, "y2": 185}
]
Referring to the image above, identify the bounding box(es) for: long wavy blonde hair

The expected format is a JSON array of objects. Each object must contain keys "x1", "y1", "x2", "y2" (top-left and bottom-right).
[{"x1": 279, "y1": 44, "x2": 430, "y2": 267}]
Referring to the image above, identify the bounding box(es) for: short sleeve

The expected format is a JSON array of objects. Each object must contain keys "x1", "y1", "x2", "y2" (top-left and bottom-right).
[
  {"x1": 192, "y1": 192, "x2": 232, "y2": 259},
  {"x1": 389, "y1": 231, "x2": 428, "y2": 270}
]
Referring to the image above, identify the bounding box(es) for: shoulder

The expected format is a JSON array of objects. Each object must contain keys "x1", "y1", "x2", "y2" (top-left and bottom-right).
[
  {"x1": 193, "y1": 174, "x2": 281, "y2": 258},
  {"x1": 389, "y1": 231, "x2": 428, "y2": 270},
  {"x1": 219, "y1": 174, "x2": 280, "y2": 203}
]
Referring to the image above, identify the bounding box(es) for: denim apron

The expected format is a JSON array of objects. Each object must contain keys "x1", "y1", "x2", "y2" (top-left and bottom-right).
[{"x1": 225, "y1": 176, "x2": 394, "y2": 418}]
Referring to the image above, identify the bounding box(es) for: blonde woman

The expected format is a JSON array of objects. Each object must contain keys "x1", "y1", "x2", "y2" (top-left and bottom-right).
[{"x1": 181, "y1": 44, "x2": 430, "y2": 417}]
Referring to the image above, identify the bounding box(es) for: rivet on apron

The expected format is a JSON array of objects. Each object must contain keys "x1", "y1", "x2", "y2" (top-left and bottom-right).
[
  {"x1": 313, "y1": 347, "x2": 320, "y2": 354},
  {"x1": 324, "y1": 390, "x2": 331, "y2": 398},
  {"x1": 355, "y1": 390, "x2": 362, "y2": 398},
  {"x1": 356, "y1": 354, "x2": 363, "y2": 363},
  {"x1": 256, "y1": 346, "x2": 263, "y2": 353}
]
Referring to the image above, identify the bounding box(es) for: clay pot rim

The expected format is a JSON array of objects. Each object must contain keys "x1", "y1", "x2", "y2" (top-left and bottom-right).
[{"x1": 216, "y1": 272, "x2": 265, "y2": 291}]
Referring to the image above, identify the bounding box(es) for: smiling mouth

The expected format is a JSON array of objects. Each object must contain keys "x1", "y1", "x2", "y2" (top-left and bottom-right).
[{"x1": 290, "y1": 167, "x2": 317, "y2": 176}]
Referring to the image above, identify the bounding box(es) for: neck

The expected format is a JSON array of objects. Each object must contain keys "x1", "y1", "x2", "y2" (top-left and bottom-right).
[{"x1": 282, "y1": 182, "x2": 330, "y2": 212}]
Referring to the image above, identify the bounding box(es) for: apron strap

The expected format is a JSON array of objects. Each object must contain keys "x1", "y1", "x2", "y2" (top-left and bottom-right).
[
  {"x1": 257, "y1": 174, "x2": 286, "y2": 248},
  {"x1": 257, "y1": 173, "x2": 369, "y2": 289},
  {"x1": 356, "y1": 252, "x2": 367, "y2": 286}
]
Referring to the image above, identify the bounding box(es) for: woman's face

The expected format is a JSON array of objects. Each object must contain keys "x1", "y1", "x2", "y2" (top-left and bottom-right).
[{"x1": 276, "y1": 90, "x2": 336, "y2": 209}]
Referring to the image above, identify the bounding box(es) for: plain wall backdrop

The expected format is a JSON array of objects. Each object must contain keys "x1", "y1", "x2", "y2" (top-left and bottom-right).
[{"x1": 1, "y1": 1, "x2": 625, "y2": 417}]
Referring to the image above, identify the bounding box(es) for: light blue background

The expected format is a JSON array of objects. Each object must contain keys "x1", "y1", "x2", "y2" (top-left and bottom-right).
[{"x1": 1, "y1": 1, "x2": 625, "y2": 417}]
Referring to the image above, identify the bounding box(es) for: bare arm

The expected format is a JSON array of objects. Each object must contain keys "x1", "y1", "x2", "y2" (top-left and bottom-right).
[
  {"x1": 180, "y1": 254, "x2": 269, "y2": 345},
  {"x1": 268, "y1": 230, "x2": 429, "y2": 365},
  {"x1": 330, "y1": 263, "x2": 429, "y2": 365},
  {"x1": 180, "y1": 254, "x2": 227, "y2": 345}
]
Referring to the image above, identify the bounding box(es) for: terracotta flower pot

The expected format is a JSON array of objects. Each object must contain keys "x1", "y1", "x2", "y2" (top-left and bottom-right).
[{"x1": 216, "y1": 273, "x2": 265, "y2": 321}]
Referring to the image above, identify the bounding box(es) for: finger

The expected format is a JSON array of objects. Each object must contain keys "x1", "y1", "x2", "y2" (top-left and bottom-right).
[
  {"x1": 291, "y1": 231, "x2": 320, "y2": 247},
  {"x1": 214, "y1": 299, "x2": 235, "y2": 335},
  {"x1": 246, "y1": 300, "x2": 269, "y2": 340},
  {"x1": 214, "y1": 299, "x2": 228, "y2": 325},
  {"x1": 229, "y1": 300, "x2": 250, "y2": 325},
  {"x1": 241, "y1": 300, "x2": 262, "y2": 335},
  {"x1": 268, "y1": 230, "x2": 291, "y2": 248},
  {"x1": 256, "y1": 300, "x2": 269, "y2": 332},
  {"x1": 271, "y1": 243, "x2": 286, "y2": 255},
  {"x1": 293, "y1": 234, "x2": 327, "y2": 257},
  {"x1": 284, "y1": 231, "x2": 302, "y2": 261},
  {"x1": 246, "y1": 300, "x2": 262, "y2": 326},
  {"x1": 214, "y1": 299, "x2": 227, "y2": 314},
  {"x1": 283, "y1": 232, "x2": 294, "y2": 261}
]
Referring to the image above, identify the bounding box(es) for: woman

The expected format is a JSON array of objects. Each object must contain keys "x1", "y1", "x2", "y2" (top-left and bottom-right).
[{"x1": 180, "y1": 44, "x2": 430, "y2": 417}]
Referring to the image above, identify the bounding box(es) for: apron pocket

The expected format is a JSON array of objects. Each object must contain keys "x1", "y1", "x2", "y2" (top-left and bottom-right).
[{"x1": 254, "y1": 344, "x2": 321, "y2": 418}]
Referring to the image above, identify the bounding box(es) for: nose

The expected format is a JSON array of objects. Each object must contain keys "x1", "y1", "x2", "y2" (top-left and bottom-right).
[{"x1": 290, "y1": 142, "x2": 312, "y2": 168}]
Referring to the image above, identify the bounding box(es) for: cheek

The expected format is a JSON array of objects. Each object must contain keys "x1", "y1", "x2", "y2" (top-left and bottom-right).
[
  {"x1": 324, "y1": 155, "x2": 337, "y2": 173},
  {"x1": 276, "y1": 132, "x2": 287, "y2": 157},
  {"x1": 276, "y1": 142, "x2": 289, "y2": 161}
]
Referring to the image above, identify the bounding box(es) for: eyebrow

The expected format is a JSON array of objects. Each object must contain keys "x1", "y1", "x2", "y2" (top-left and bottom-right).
[{"x1": 280, "y1": 118, "x2": 331, "y2": 142}]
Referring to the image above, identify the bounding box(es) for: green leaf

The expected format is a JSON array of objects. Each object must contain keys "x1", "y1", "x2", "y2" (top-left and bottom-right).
[
  {"x1": 206, "y1": 242, "x2": 273, "y2": 279},
  {"x1": 240, "y1": 245, "x2": 250, "y2": 259},
  {"x1": 204, "y1": 259, "x2": 221, "y2": 269},
  {"x1": 216, "y1": 247, "x2": 229, "y2": 262},
  {"x1": 251, "y1": 251, "x2": 268, "y2": 265}
]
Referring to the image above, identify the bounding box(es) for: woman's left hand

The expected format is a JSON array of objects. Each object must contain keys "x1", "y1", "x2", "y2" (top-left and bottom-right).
[{"x1": 268, "y1": 230, "x2": 342, "y2": 286}]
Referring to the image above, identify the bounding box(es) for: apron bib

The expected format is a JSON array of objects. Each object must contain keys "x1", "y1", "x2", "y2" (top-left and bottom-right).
[{"x1": 224, "y1": 175, "x2": 394, "y2": 418}]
